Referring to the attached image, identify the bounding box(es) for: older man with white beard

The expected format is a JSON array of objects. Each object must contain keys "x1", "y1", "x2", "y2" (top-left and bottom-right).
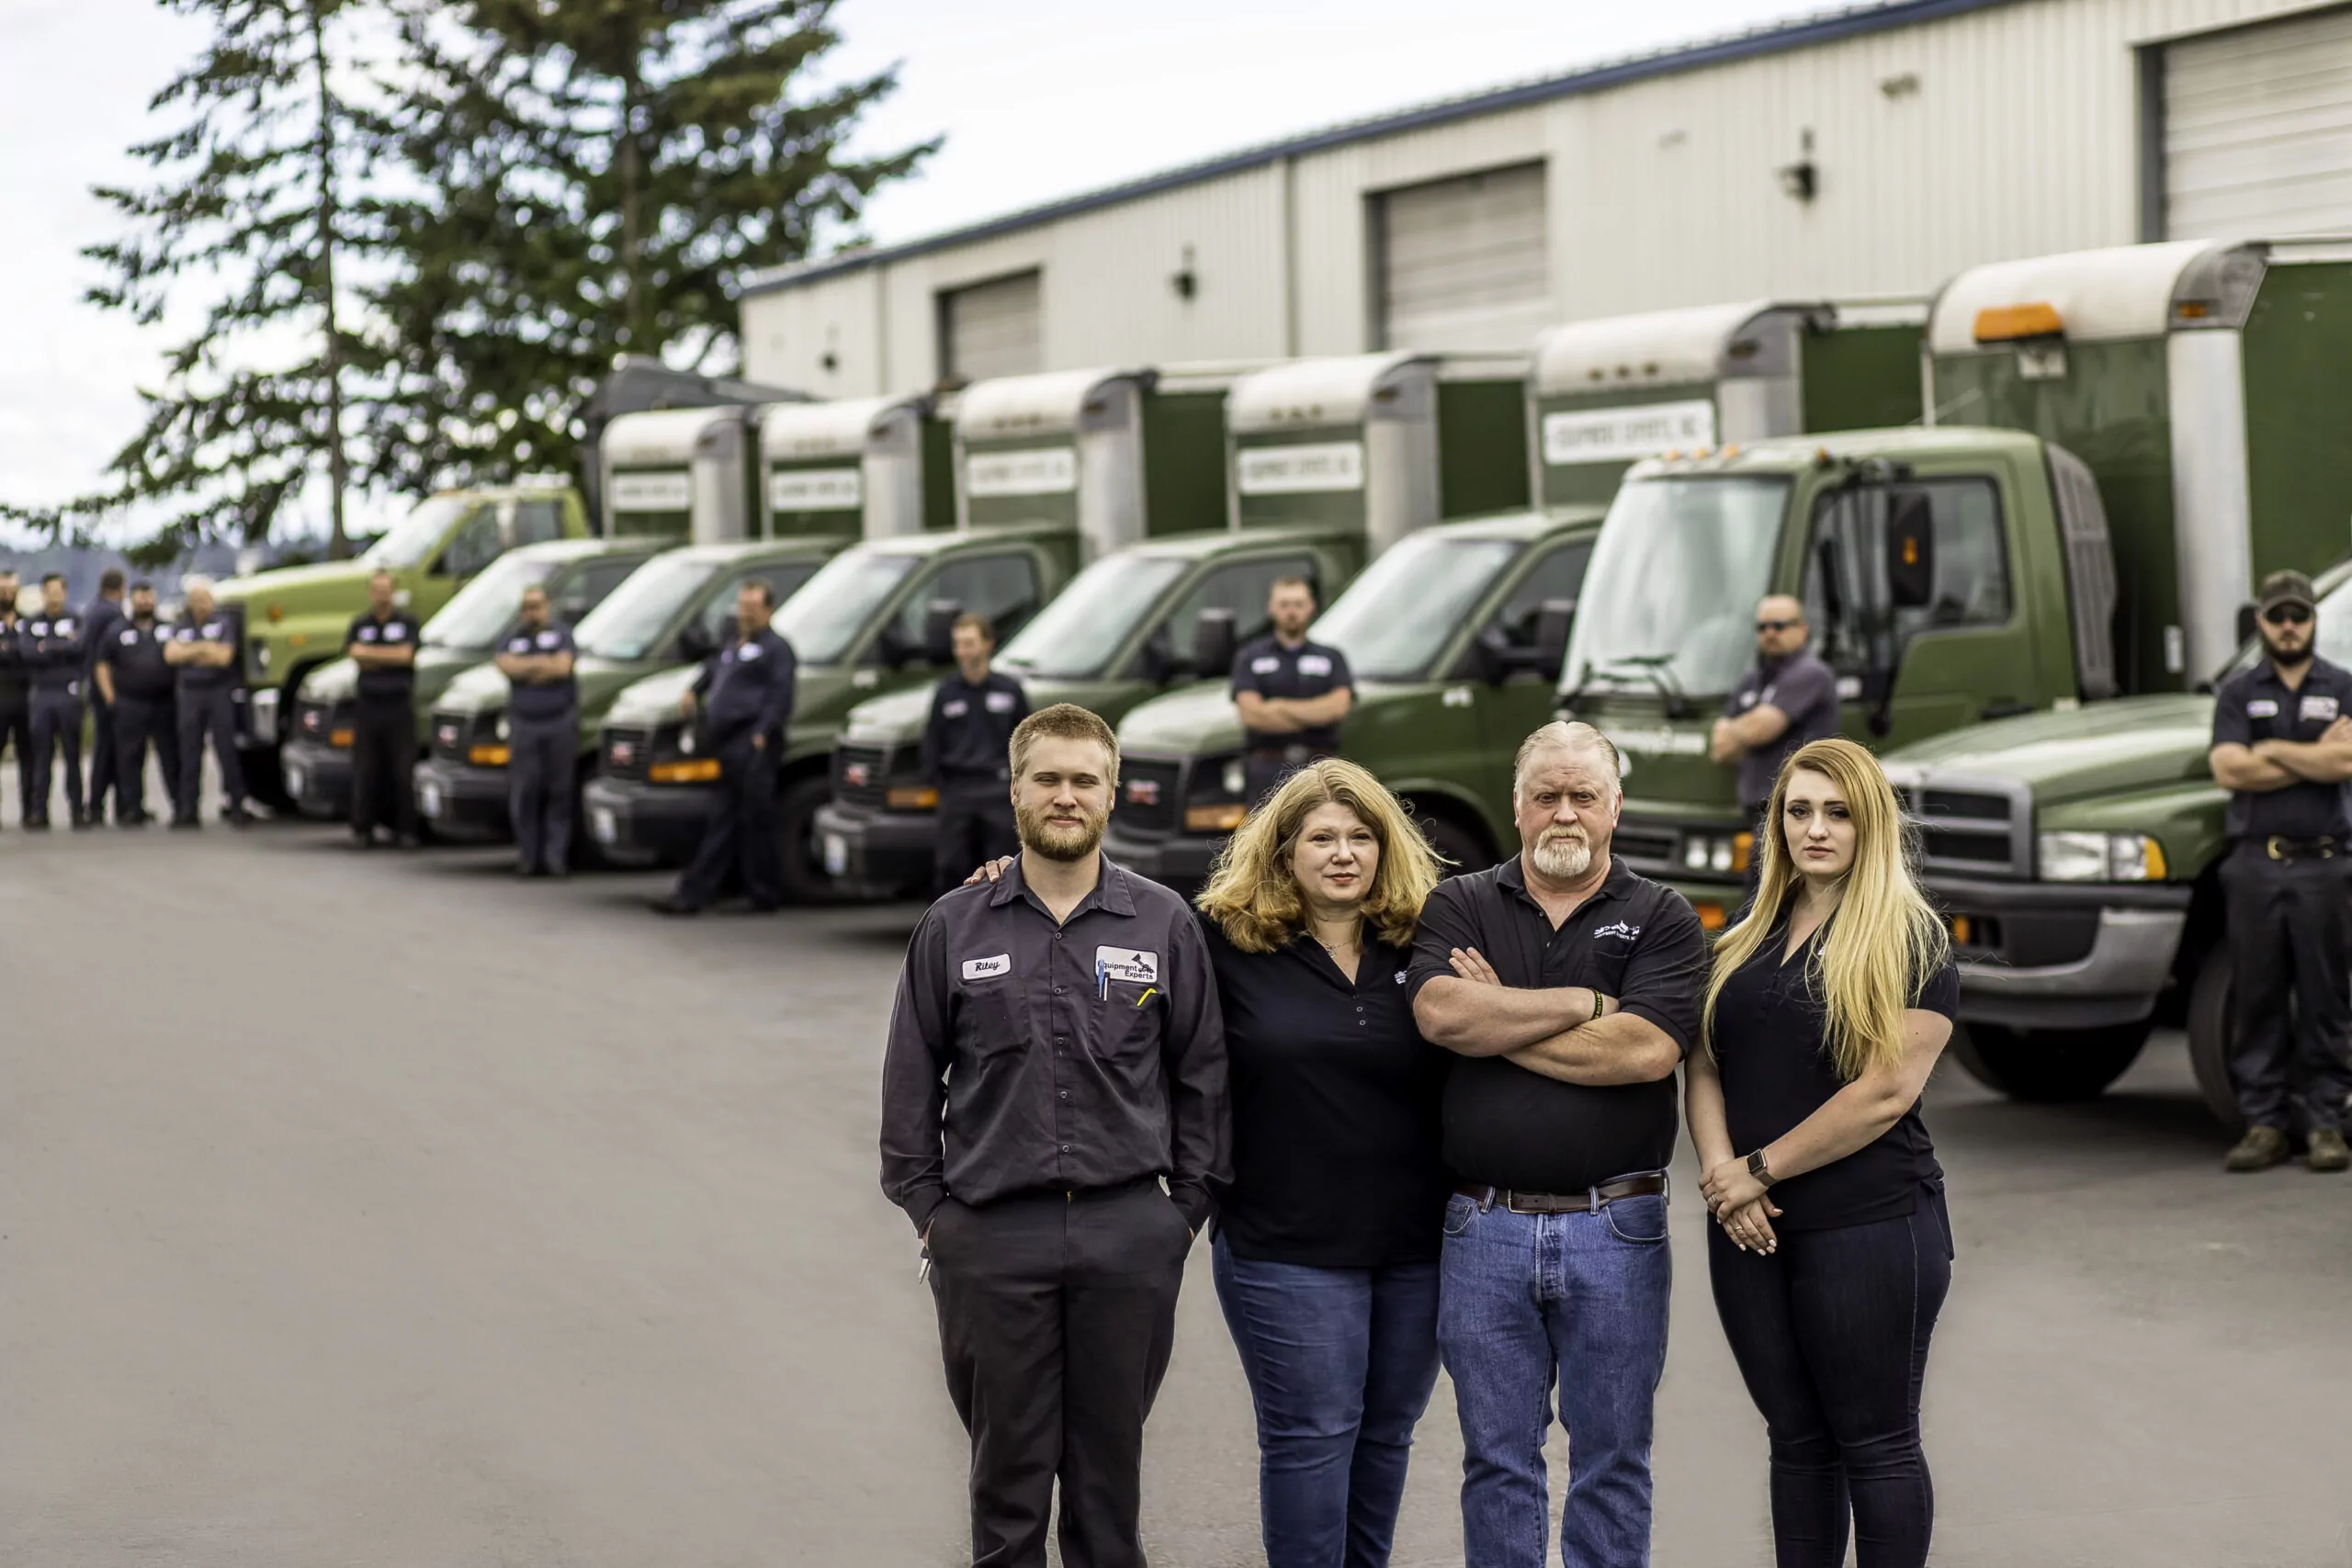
[
  {"x1": 1407, "y1": 720, "x2": 1707, "y2": 1568},
  {"x1": 880, "y1": 702, "x2": 1230, "y2": 1568}
]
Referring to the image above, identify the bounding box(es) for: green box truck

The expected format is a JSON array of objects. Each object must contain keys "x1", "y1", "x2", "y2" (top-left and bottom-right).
[
  {"x1": 280, "y1": 536, "x2": 672, "y2": 821},
  {"x1": 1860, "y1": 238, "x2": 2352, "y2": 1120},
  {"x1": 1106, "y1": 300, "x2": 1923, "y2": 887},
  {"x1": 581, "y1": 366, "x2": 1245, "y2": 896},
  {"x1": 813, "y1": 352, "x2": 1526, "y2": 897}
]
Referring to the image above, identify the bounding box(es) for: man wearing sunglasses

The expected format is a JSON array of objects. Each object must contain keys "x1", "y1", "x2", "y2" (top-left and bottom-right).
[
  {"x1": 1710, "y1": 595, "x2": 1842, "y2": 904},
  {"x1": 2209, "y1": 570, "x2": 2352, "y2": 1174}
]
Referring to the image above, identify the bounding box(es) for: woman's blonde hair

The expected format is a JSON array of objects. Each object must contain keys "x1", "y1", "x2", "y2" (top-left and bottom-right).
[
  {"x1": 1702, "y1": 738, "x2": 1950, "y2": 1080},
  {"x1": 1195, "y1": 759, "x2": 1441, "y2": 953}
]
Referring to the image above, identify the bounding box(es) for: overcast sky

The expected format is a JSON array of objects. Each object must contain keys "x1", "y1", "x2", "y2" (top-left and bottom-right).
[{"x1": 0, "y1": 0, "x2": 1814, "y2": 532}]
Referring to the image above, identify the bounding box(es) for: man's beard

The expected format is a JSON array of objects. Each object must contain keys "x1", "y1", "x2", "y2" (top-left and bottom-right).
[
  {"x1": 1529, "y1": 828, "x2": 1593, "y2": 880},
  {"x1": 2263, "y1": 631, "x2": 2314, "y2": 671},
  {"x1": 1017, "y1": 798, "x2": 1108, "y2": 863}
]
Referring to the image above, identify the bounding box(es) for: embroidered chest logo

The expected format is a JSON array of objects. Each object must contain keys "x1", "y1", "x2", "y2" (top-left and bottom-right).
[
  {"x1": 1297, "y1": 653, "x2": 1332, "y2": 676},
  {"x1": 1250, "y1": 656, "x2": 1280, "y2": 674},
  {"x1": 942, "y1": 699, "x2": 969, "y2": 718},
  {"x1": 2301, "y1": 694, "x2": 2340, "y2": 724},
  {"x1": 1096, "y1": 946, "x2": 1159, "y2": 985},
  {"x1": 1592, "y1": 920, "x2": 1643, "y2": 942},
  {"x1": 985, "y1": 690, "x2": 1018, "y2": 713}
]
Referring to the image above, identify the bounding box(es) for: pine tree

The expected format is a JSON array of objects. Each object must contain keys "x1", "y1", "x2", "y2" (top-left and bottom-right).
[
  {"x1": 59, "y1": 0, "x2": 400, "y2": 558},
  {"x1": 375, "y1": 0, "x2": 936, "y2": 493}
]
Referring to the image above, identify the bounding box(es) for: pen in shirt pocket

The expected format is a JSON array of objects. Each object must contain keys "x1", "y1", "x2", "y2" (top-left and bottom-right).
[{"x1": 1095, "y1": 960, "x2": 1109, "y2": 1001}]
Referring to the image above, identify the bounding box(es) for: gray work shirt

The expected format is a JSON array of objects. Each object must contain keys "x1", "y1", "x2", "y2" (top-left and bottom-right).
[
  {"x1": 1725, "y1": 648, "x2": 1842, "y2": 807},
  {"x1": 879, "y1": 855, "x2": 1231, "y2": 1235}
]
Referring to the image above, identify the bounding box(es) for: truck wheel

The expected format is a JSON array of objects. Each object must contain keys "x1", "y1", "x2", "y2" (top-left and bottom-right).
[
  {"x1": 241, "y1": 745, "x2": 294, "y2": 813},
  {"x1": 774, "y1": 773, "x2": 839, "y2": 905},
  {"x1": 1947, "y1": 1019, "x2": 2151, "y2": 1102},
  {"x1": 2185, "y1": 944, "x2": 2246, "y2": 1134},
  {"x1": 1417, "y1": 812, "x2": 1491, "y2": 878}
]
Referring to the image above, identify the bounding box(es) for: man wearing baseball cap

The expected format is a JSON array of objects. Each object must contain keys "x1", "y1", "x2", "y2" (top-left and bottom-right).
[{"x1": 2207, "y1": 569, "x2": 2352, "y2": 1173}]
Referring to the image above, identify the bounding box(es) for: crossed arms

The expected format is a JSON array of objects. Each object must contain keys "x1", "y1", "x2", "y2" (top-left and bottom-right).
[{"x1": 2211, "y1": 716, "x2": 2352, "y2": 792}]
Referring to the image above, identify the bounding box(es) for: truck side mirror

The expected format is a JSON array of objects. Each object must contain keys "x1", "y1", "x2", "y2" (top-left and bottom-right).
[
  {"x1": 1883, "y1": 491, "x2": 1936, "y2": 609},
  {"x1": 676, "y1": 622, "x2": 715, "y2": 663},
  {"x1": 2235, "y1": 602, "x2": 2259, "y2": 648},
  {"x1": 1531, "y1": 599, "x2": 1577, "y2": 677},
  {"x1": 1192, "y1": 608, "x2": 1238, "y2": 681},
  {"x1": 922, "y1": 600, "x2": 963, "y2": 666}
]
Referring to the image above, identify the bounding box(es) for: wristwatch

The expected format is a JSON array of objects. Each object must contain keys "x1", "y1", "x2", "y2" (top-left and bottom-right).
[{"x1": 1747, "y1": 1148, "x2": 1777, "y2": 1189}]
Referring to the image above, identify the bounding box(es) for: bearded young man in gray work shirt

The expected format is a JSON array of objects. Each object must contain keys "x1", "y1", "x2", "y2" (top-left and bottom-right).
[
  {"x1": 880, "y1": 701, "x2": 1229, "y2": 1568},
  {"x1": 1712, "y1": 595, "x2": 1841, "y2": 902}
]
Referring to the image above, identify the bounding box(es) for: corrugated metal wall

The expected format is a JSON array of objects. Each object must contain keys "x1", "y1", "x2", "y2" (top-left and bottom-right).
[{"x1": 741, "y1": 0, "x2": 2332, "y2": 396}]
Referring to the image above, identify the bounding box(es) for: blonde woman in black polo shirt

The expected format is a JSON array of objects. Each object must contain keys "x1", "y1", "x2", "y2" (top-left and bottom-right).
[
  {"x1": 1194, "y1": 758, "x2": 1447, "y2": 1568},
  {"x1": 1690, "y1": 738, "x2": 1959, "y2": 1568}
]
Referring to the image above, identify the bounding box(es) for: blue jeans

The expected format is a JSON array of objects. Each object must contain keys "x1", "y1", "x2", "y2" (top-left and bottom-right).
[
  {"x1": 1438, "y1": 1188, "x2": 1673, "y2": 1568},
  {"x1": 1213, "y1": 1235, "x2": 1443, "y2": 1568}
]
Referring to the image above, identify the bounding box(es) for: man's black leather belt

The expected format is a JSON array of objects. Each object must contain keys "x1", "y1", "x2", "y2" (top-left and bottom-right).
[
  {"x1": 1454, "y1": 1173, "x2": 1668, "y2": 1213},
  {"x1": 2262, "y1": 835, "x2": 2341, "y2": 861}
]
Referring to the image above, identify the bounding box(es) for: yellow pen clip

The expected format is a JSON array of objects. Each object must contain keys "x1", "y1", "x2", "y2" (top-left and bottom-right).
[{"x1": 1135, "y1": 987, "x2": 1158, "y2": 1008}]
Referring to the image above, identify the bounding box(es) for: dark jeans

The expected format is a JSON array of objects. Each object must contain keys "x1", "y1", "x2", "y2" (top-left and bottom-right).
[
  {"x1": 1707, "y1": 1192, "x2": 1952, "y2": 1568},
  {"x1": 2221, "y1": 840, "x2": 2352, "y2": 1134},
  {"x1": 114, "y1": 694, "x2": 179, "y2": 823},
  {"x1": 175, "y1": 685, "x2": 246, "y2": 820},
  {"x1": 27, "y1": 687, "x2": 84, "y2": 822},
  {"x1": 1438, "y1": 1187, "x2": 1673, "y2": 1568},
  {"x1": 934, "y1": 780, "x2": 1017, "y2": 895},
  {"x1": 926, "y1": 1181, "x2": 1193, "y2": 1568},
  {"x1": 507, "y1": 714, "x2": 575, "y2": 873},
  {"x1": 87, "y1": 695, "x2": 119, "y2": 820},
  {"x1": 0, "y1": 695, "x2": 28, "y2": 820},
  {"x1": 674, "y1": 733, "x2": 780, "y2": 908},
  {"x1": 1212, "y1": 1235, "x2": 1442, "y2": 1568},
  {"x1": 350, "y1": 696, "x2": 416, "y2": 840}
]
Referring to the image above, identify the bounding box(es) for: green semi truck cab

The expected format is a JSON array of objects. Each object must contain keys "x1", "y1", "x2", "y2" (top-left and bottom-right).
[
  {"x1": 1868, "y1": 238, "x2": 2352, "y2": 1119},
  {"x1": 212, "y1": 481, "x2": 593, "y2": 801},
  {"x1": 280, "y1": 536, "x2": 672, "y2": 822},
  {"x1": 814, "y1": 352, "x2": 1526, "y2": 897}
]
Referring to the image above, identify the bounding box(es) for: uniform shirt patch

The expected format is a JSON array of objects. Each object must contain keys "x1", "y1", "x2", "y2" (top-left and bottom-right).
[
  {"x1": 985, "y1": 690, "x2": 1017, "y2": 713},
  {"x1": 736, "y1": 643, "x2": 763, "y2": 660},
  {"x1": 537, "y1": 630, "x2": 561, "y2": 650},
  {"x1": 120, "y1": 629, "x2": 139, "y2": 644},
  {"x1": 2301, "y1": 694, "x2": 2340, "y2": 723},
  {"x1": 1250, "y1": 656, "x2": 1281, "y2": 674},
  {"x1": 942, "y1": 699, "x2": 969, "y2": 718},
  {"x1": 1096, "y1": 946, "x2": 1159, "y2": 985},
  {"x1": 1297, "y1": 654, "x2": 1332, "y2": 676},
  {"x1": 357, "y1": 625, "x2": 379, "y2": 642},
  {"x1": 2246, "y1": 698, "x2": 2278, "y2": 718},
  {"x1": 962, "y1": 953, "x2": 1012, "y2": 981},
  {"x1": 1592, "y1": 920, "x2": 1643, "y2": 942},
  {"x1": 1737, "y1": 690, "x2": 1759, "y2": 709},
  {"x1": 385, "y1": 624, "x2": 408, "y2": 641}
]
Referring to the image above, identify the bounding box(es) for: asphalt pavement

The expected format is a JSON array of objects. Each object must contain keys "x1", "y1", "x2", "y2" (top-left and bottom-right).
[{"x1": 2, "y1": 807, "x2": 2347, "y2": 1566}]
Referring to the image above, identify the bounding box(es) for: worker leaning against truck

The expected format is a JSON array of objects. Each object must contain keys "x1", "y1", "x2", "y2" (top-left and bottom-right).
[
  {"x1": 1710, "y1": 595, "x2": 1842, "y2": 904},
  {"x1": 921, "y1": 613, "x2": 1028, "y2": 897},
  {"x1": 1230, "y1": 577, "x2": 1354, "y2": 805},
  {"x1": 2206, "y1": 570, "x2": 2352, "y2": 1176}
]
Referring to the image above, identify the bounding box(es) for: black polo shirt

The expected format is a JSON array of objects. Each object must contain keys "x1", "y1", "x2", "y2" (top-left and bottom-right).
[
  {"x1": 1202, "y1": 915, "x2": 1449, "y2": 1269},
  {"x1": 503, "y1": 623, "x2": 578, "y2": 722},
  {"x1": 879, "y1": 856, "x2": 1230, "y2": 1235},
  {"x1": 922, "y1": 669, "x2": 1029, "y2": 789},
  {"x1": 170, "y1": 612, "x2": 238, "y2": 692},
  {"x1": 345, "y1": 609, "x2": 423, "y2": 702},
  {"x1": 1713, "y1": 917, "x2": 1959, "y2": 1231},
  {"x1": 0, "y1": 617, "x2": 26, "y2": 701},
  {"x1": 695, "y1": 626, "x2": 797, "y2": 747},
  {"x1": 2211, "y1": 655, "x2": 2352, "y2": 840},
  {"x1": 1725, "y1": 648, "x2": 1842, "y2": 807},
  {"x1": 25, "y1": 611, "x2": 85, "y2": 694},
  {"x1": 1408, "y1": 853, "x2": 1706, "y2": 1192},
  {"x1": 1231, "y1": 634, "x2": 1353, "y2": 753},
  {"x1": 99, "y1": 616, "x2": 176, "y2": 701}
]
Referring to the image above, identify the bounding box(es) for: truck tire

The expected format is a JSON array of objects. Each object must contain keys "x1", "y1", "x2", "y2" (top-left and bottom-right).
[
  {"x1": 774, "y1": 773, "x2": 838, "y2": 905},
  {"x1": 1947, "y1": 1019, "x2": 2151, "y2": 1102},
  {"x1": 240, "y1": 744, "x2": 293, "y2": 813},
  {"x1": 1416, "y1": 811, "x2": 1491, "y2": 878},
  {"x1": 2185, "y1": 943, "x2": 2246, "y2": 1134}
]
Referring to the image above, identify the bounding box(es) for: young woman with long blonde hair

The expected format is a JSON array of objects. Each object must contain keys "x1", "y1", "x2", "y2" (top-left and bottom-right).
[{"x1": 1688, "y1": 738, "x2": 1959, "y2": 1568}]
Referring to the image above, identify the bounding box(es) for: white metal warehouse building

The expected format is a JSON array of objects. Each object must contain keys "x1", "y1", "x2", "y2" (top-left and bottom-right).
[{"x1": 741, "y1": 0, "x2": 2352, "y2": 392}]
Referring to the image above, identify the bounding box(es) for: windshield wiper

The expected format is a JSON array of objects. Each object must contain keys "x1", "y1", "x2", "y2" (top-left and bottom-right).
[{"x1": 1593, "y1": 654, "x2": 1692, "y2": 719}]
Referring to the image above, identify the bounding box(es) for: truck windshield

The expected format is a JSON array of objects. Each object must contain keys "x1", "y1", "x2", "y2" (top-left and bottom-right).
[
  {"x1": 421, "y1": 551, "x2": 555, "y2": 652},
  {"x1": 1312, "y1": 534, "x2": 1522, "y2": 681},
  {"x1": 998, "y1": 556, "x2": 1188, "y2": 679},
  {"x1": 774, "y1": 547, "x2": 920, "y2": 665},
  {"x1": 1562, "y1": 476, "x2": 1792, "y2": 701},
  {"x1": 574, "y1": 553, "x2": 718, "y2": 660},
  {"x1": 361, "y1": 495, "x2": 472, "y2": 570}
]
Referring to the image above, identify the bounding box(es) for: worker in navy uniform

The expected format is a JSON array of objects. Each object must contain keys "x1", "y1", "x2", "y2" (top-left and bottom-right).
[
  {"x1": 495, "y1": 583, "x2": 579, "y2": 878},
  {"x1": 163, "y1": 576, "x2": 251, "y2": 829},
  {"x1": 94, "y1": 580, "x2": 179, "y2": 828},
  {"x1": 1713, "y1": 594, "x2": 1843, "y2": 904},
  {"x1": 923, "y1": 611, "x2": 1029, "y2": 895},
  {"x1": 24, "y1": 571, "x2": 91, "y2": 829},
  {"x1": 651, "y1": 579, "x2": 797, "y2": 915},
  {"x1": 881, "y1": 703, "x2": 1229, "y2": 1568},
  {"x1": 81, "y1": 568, "x2": 128, "y2": 824},
  {"x1": 0, "y1": 570, "x2": 30, "y2": 826},
  {"x1": 2207, "y1": 569, "x2": 2352, "y2": 1174},
  {"x1": 345, "y1": 569, "x2": 423, "y2": 847},
  {"x1": 1230, "y1": 575, "x2": 1353, "y2": 805}
]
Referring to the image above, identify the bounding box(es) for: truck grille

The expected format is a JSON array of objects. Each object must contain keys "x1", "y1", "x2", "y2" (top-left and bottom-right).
[
  {"x1": 1611, "y1": 827, "x2": 1679, "y2": 873},
  {"x1": 603, "y1": 726, "x2": 652, "y2": 782},
  {"x1": 833, "y1": 744, "x2": 890, "y2": 809},
  {"x1": 1886, "y1": 769, "x2": 2032, "y2": 879},
  {"x1": 1116, "y1": 759, "x2": 1182, "y2": 834},
  {"x1": 429, "y1": 711, "x2": 493, "y2": 762},
  {"x1": 296, "y1": 697, "x2": 352, "y2": 743}
]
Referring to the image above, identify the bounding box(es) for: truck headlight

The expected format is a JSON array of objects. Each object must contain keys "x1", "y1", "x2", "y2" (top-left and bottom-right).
[
  {"x1": 494, "y1": 714, "x2": 511, "y2": 742},
  {"x1": 1679, "y1": 831, "x2": 1753, "y2": 876},
  {"x1": 253, "y1": 641, "x2": 272, "y2": 671},
  {"x1": 2037, "y1": 831, "x2": 2166, "y2": 882},
  {"x1": 1220, "y1": 759, "x2": 1246, "y2": 797}
]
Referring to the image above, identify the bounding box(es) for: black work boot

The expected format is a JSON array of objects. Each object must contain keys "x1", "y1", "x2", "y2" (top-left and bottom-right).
[
  {"x1": 2224, "y1": 1125, "x2": 2292, "y2": 1172},
  {"x1": 2305, "y1": 1128, "x2": 2350, "y2": 1173}
]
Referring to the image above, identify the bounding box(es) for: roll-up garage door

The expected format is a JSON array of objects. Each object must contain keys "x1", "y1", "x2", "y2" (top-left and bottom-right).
[
  {"x1": 2164, "y1": 9, "x2": 2352, "y2": 239},
  {"x1": 1374, "y1": 162, "x2": 1550, "y2": 352},
  {"x1": 939, "y1": 270, "x2": 1043, "y2": 382}
]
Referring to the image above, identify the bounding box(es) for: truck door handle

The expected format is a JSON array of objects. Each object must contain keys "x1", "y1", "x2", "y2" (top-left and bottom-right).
[{"x1": 1979, "y1": 699, "x2": 2033, "y2": 720}]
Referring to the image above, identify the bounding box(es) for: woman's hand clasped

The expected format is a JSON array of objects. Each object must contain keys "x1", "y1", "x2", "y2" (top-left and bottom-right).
[{"x1": 1702, "y1": 1157, "x2": 1781, "y2": 1254}]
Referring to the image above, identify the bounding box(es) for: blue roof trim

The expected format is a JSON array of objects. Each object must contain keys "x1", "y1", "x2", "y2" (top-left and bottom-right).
[{"x1": 743, "y1": 0, "x2": 2017, "y2": 297}]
